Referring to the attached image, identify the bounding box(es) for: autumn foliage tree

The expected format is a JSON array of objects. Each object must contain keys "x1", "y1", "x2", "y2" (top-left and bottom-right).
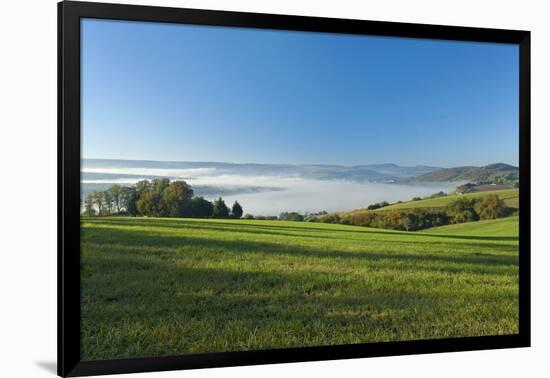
[{"x1": 475, "y1": 194, "x2": 509, "y2": 220}]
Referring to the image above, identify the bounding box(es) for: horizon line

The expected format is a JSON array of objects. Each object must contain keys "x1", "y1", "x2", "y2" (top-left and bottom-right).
[{"x1": 81, "y1": 157, "x2": 519, "y2": 169}]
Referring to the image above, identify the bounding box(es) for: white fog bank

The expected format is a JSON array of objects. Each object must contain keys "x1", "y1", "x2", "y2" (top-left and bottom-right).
[{"x1": 216, "y1": 178, "x2": 457, "y2": 216}]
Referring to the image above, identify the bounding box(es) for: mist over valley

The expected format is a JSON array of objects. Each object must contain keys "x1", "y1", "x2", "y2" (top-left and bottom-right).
[{"x1": 81, "y1": 159, "x2": 460, "y2": 215}]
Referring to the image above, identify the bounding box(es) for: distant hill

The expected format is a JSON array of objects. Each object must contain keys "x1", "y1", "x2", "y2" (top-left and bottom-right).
[
  {"x1": 82, "y1": 159, "x2": 441, "y2": 183},
  {"x1": 407, "y1": 163, "x2": 519, "y2": 184},
  {"x1": 355, "y1": 163, "x2": 440, "y2": 179}
]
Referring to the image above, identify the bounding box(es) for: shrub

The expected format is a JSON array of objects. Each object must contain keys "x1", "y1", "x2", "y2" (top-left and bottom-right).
[
  {"x1": 446, "y1": 197, "x2": 479, "y2": 223},
  {"x1": 408, "y1": 208, "x2": 450, "y2": 230},
  {"x1": 279, "y1": 212, "x2": 304, "y2": 221},
  {"x1": 384, "y1": 209, "x2": 405, "y2": 230},
  {"x1": 367, "y1": 201, "x2": 390, "y2": 210},
  {"x1": 348, "y1": 211, "x2": 381, "y2": 227},
  {"x1": 429, "y1": 191, "x2": 447, "y2": 199},
  {"x1": 475, "y1": 194, "x2": 509, "y2": 220},
  {"x1": 319, "y1": 214, "x2": 340, "y2": 223},
  {"x1": 186, "y1": 197, "x2": 214, "y2": 218},
  {"x1": 339, "y1": 215, "x2": 352, "y2": 225}
]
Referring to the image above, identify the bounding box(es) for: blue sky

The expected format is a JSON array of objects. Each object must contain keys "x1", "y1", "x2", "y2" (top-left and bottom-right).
[{"x1": 81, "y1": 19, "x2": 519, "y2": 167}]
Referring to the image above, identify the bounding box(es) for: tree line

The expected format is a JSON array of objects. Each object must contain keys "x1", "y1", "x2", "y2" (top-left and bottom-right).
[{"x1": 82, "y1": 179, "x2": 243, "y2": 219}]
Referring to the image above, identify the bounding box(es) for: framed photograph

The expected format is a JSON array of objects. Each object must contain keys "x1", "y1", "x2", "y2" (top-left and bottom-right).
[{"x1": 58, "y1": 1, "x2": 530, "y2": 376}]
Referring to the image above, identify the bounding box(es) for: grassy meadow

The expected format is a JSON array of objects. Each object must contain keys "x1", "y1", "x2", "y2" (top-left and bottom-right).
[
  {"x1": 80, "y1": 215, "x2": 519, "y2": 360},
  {"x1": 426, "y1": 216, "x2": 519, "y2": 236}
]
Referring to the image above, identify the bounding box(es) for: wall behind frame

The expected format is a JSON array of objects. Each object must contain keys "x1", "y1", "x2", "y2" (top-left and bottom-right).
[{"x1": 0, "y1": 0, "x2": 547, "y2": 377}]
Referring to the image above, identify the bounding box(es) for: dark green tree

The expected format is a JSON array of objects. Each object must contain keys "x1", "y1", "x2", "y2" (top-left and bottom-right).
[
  {"x1": 135, "y1": 180, "x2": 151, "y2": 195},
  {"x1": 446, "y1": 197, "x2": 479, "y2": 223},
  {"x1": 152, "y1": 178, "x2": 170, "y2": 194},
  {"x1": 212, "y1": 197, "x2": 230, "y2": 218},
  {"x1": 120, "y1": 186, "x2": 138, "y2": 216},
  {"x1": 187, "y1": 197, "x2": 214, "y2": 218},
  {"x1": 161, "y1": 180, "x2": 194, "y2": 217},
  {"x1": 102, "y1": 190, "x2": 114, "y2": 215},
  {"x1": 279, "y1": 212, "x2": 304, "y2": 221},
  {"x1": 231, "y1": 201, "x2": 243, "y2": 219},
  {"x1": 136, "y1": 190, "x2": 159, "y2": 216},
  {"x1": 108, "y1": 184, "x2": 122, "y2": 213},
  {"x1": 319, "y1": 214, "x2": 340, "y2": 223}
]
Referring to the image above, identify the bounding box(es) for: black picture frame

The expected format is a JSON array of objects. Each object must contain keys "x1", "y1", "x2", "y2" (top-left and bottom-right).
[{"x1": 58, "y1": 1, "x2": 531, "y2": 376}]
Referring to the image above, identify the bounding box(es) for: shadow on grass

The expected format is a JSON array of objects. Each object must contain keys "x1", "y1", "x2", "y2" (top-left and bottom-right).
[
  {"x1": 83, "y1": 217, "x2": 519, "y2": 243},
  {"x1": 80, "y1": 259, "x2": 519, "y2": 360},
  {"x1": 81, "y1": 259, "x2": 519, "y2": 327},
  {"x1": 81, "y1": 225, "x2": 518, "y2": 272},
  {"x1": 418, "y1": 233, "x2": 518, "y2": 242},
  {"x1": 79, "y1": 218, "x2": 520, "y2": 360}
]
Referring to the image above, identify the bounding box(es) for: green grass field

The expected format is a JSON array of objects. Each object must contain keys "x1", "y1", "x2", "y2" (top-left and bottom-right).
[
  {"x1": 348, "y1": 188, "x2": 518, "y2": 214},
  {"x1": 81, "y1": 216, "x2": 519, "y2": 360},
  {"x1": 425, "y1": 216, "x2": 519, "y2": 236}
]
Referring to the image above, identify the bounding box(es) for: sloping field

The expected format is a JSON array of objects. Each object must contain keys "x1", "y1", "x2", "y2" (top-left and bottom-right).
[
  {"x1": 80, "y1": 217, "x2": 519, "y2": 360},
  {"x1": 368, "y1": 188, "x2": 519, "y2": 212},
  {"x1": 425, "y1": 216, "x2": 519, "y2": 237}
]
